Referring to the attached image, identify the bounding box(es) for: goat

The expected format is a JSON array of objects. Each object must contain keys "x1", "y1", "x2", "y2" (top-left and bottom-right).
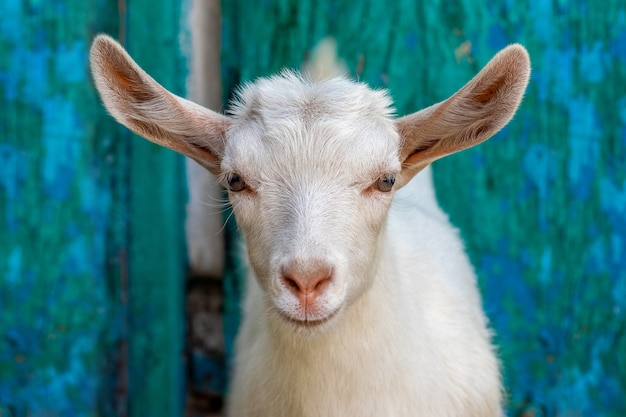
[{"x1": 90, "y1": 35, "x2": 530, "y2": 417}]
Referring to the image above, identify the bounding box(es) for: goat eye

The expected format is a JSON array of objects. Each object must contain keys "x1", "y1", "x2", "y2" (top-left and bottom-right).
[
  {"x1": 374, "y1": 173, "x2": 395, "y2": 192},
  {"x1": 226, "y1": 173, "x2": 246, "y2": 192}
]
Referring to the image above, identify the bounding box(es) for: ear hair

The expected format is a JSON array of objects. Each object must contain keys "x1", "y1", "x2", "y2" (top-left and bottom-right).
[
  {"x1": 90, "y1": 34, "x2": 230, "y2": 175},
  {"x1": 396, "y1": 44, "x2": 531, "y2": 186}
]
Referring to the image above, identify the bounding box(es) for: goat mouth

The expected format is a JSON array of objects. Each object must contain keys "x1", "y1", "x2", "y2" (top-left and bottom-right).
[{"x1": 279, "y1": 308, "x2": 340, "y2": 328}]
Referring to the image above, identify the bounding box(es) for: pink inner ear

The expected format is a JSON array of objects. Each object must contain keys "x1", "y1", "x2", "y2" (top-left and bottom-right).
[
  {"x1": 401, "y1": 137, "x2": 441, "y2": 166},
  {"x1": 471, "y1": 74, "x2": 507, "y2": 104},
  {"x1": 94, "y1": 40, "x2": 153, "y2": 102}
]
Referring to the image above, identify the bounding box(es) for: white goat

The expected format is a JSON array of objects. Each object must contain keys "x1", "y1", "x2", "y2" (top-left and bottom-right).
[{"x1": 90, "y1": 35, "x2": 530, "y2": 417}]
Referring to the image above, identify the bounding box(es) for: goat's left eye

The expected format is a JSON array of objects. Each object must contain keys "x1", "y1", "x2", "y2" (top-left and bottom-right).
[{"x1": 374, "y1": 174, "x2": 396, "y2": 192}]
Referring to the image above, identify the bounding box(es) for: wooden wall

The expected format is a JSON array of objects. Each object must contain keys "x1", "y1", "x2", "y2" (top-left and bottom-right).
[
  {"x1": 1, "y1": 0, "x2": 625, "y2": 416},
  {"x1": 1, "y1": 0, "x2": 186, "y2": 415}
]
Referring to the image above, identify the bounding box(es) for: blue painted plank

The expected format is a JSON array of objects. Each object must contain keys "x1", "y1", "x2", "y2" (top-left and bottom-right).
[
  {"x1": 0, "y1": 1, "x2": 124, "y2": 415},
  {"x1": 0, "y1": 0, "x2": 189, "y2": 415}
]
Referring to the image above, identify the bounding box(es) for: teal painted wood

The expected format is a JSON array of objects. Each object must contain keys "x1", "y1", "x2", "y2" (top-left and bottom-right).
[
  {"x1": 125, "y1": 1, "x2": 187, "y2": 415},
  {"x1": 0, "y1": 0, "x2": 187, "y2": 415},
  {"x1": 221, "y1": 1, "x2": 626, "y2": 415},
  {"x1": 0, "y1": 1, "x2": 124, "y2": 415}
]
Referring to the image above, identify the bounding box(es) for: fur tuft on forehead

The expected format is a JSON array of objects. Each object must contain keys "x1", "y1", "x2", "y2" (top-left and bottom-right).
[{"x1": 228, "y1": 70, "x2": 396, "y2": 125}]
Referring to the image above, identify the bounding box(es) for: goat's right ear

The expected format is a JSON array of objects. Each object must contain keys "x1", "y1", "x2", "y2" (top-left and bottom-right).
[{"x1": 90, "y1": 34, "x2": 229, "y2": 175}]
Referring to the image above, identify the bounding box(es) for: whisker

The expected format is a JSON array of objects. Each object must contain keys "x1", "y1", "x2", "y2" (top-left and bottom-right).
[{"x1": 216, "y1": 208, "x2": 237, "y2": 235}]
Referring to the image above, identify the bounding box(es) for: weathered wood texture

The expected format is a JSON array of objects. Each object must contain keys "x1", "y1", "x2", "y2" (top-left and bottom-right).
[
  {"x1": 220, "y1": 1, "x2": 626, "y2": 416},
  {"x1": 0, "y1": 0, "x2": 187, "y2": 416},
  {"x1": 2, "y1": 0, "x2": 625, "y2": 416}
]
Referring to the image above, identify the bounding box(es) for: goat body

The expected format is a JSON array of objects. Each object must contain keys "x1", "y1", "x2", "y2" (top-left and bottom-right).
[{"x1": 90, "y1": 36, "x2": 530, "y2": 416}]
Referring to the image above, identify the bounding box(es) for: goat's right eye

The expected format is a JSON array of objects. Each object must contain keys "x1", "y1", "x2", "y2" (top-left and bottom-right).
[{"x1": 226, "y1": 173, "x2": 247, "y2": 192}]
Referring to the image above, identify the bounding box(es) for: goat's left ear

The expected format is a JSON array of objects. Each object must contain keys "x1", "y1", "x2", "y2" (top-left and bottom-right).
[{"x1": 396, "y1": 44, "x2": 530, "y2": 186}]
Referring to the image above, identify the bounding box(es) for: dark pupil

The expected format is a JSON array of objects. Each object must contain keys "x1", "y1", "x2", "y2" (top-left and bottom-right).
[
  {"x1": 228, "y1": 173, "x2": 245, "y2": 191},
  {"x1": 377, "y1": 174, "x2": 395, "y2": 191}
]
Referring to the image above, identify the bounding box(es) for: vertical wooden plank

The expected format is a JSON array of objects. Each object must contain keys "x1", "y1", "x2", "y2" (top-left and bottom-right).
[
  {"x1": 220, "y1": 1, "x2": 626, "y2": 416},
  {"x1": 124, "y1": 0, "x2": 187, "y2": 416},
  {"x1": 0, "y1": 0, "x2": 125, "y2": 415},
  {"x1": 440, "y1": 2, "x2": 626, "y2": 415},
  {"x1": 1, "y1": 0, "x2": 190, "y2": 415}
]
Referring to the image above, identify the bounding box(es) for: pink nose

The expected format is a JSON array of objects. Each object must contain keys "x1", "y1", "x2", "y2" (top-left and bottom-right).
[{"x1": 281, "y1": 260, "x2": 333, "y2": 306}]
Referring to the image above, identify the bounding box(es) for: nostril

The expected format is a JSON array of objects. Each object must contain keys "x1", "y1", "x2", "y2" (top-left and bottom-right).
[
  {"x1": 284, "y1": 276, "x2": 300, "y2": 291},
  {"x1": 314, "y1": 276, "x2": 331, "y2": 292},
  {"x1": 280, "y1": 260, "x2": 334, "y2": 298},
  {"x1": 281, "y1": 272, "x2": 305, "y2": 298}
]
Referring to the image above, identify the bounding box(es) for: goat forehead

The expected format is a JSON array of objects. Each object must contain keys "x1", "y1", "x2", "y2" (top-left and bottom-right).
[
  {"x1": 230, "y1": 71, "x2": 395, "y2": 120},
  {"x1": 225, "y1": 72, "x2": 400, "y2": 174}
]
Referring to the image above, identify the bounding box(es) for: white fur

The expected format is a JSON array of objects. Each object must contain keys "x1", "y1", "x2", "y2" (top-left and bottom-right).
[
  {"x1": 89, "y1": 35, "x2": 530, "y2": 417},
  {"x1": 226, "y1": 77, "x2": 502, "y2": 417}
]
